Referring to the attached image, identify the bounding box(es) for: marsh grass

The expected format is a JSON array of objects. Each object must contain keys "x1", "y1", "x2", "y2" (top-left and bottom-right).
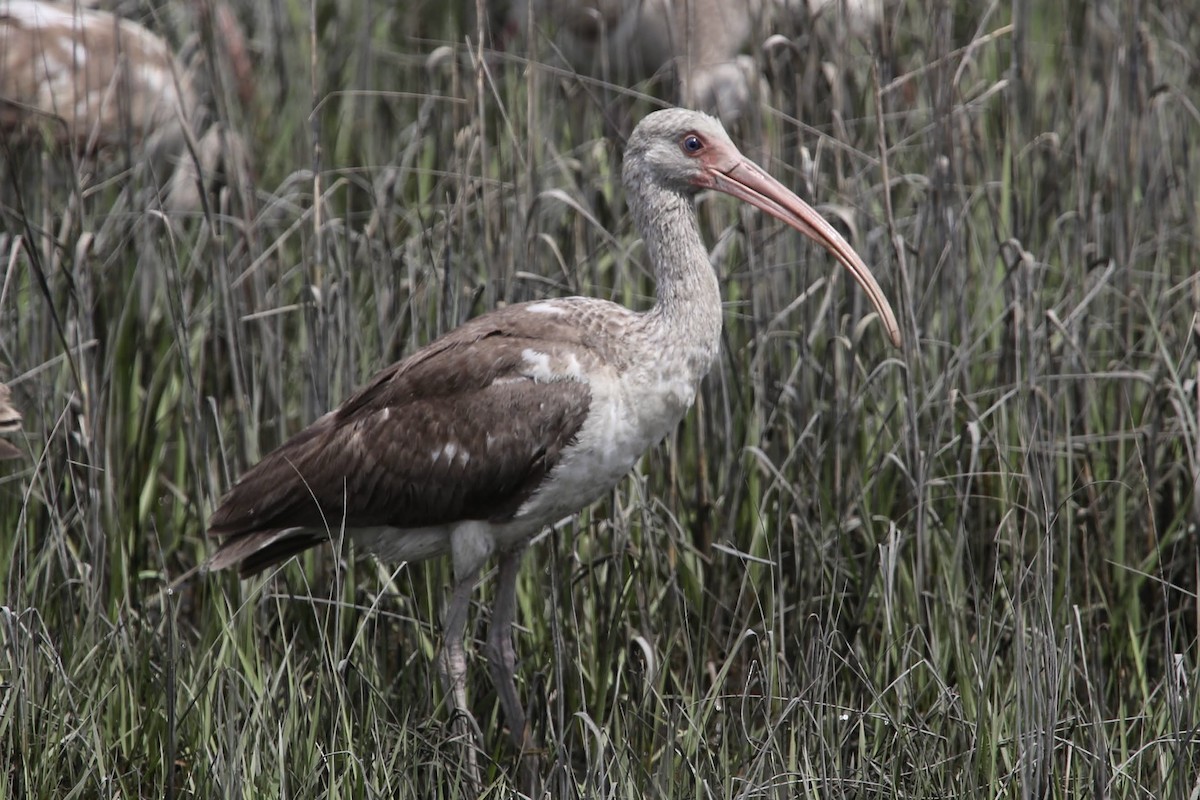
[{"x1": 2, "y1": 0, "x2": 1198, "y2": 796}]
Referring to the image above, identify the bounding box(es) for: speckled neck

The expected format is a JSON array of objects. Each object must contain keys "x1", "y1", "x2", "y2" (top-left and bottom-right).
[{"x1": 625, "y1": 173, "x2": 724, "y2": 384}]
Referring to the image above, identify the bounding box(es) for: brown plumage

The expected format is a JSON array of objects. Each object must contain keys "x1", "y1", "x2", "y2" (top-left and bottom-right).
[
  {"x1": 207, "y1": 108, "x2": 900, "y2": 764},
  {"x1": 208, "y1": 309, "x2": 598, "y2": 575}
]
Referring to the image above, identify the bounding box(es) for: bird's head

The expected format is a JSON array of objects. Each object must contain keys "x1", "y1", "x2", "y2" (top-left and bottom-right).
[
  {"x1": 624, "y1": 107, "x2": 902, "y2": 347},
  {"x1": 623, "y1": 108, "x2": 738, "y2": 196}
]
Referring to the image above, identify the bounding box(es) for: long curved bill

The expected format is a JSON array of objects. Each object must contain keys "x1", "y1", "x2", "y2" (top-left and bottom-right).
[{"x1": 700, "y1": 158, "x2": 902, "y2": 347}]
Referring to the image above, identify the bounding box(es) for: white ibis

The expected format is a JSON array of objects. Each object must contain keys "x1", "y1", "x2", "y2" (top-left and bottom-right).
[
  {"x1": 0, "y1": 0, "x2": 251, "y2": 212},
  {"x1": 0, "y1": 383, "x2": 22, "y2": 460},
  {"x1": 500, "y1": 0, "x2": 761, "y2": 120},
  {"x1": 207, "y1": 108, "x2": 900, "y2": 749},
  {"x1": 498, "y1": 0, "x2": 885, "y2": 121}
]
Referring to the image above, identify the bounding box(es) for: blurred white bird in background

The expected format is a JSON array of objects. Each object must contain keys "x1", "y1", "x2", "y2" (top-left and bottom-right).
[
  {"x1": 0, "y1": 0, "x2": 253, "y2": 214},
  {"x1": 488, "y1": 0, "x2": 884, "y2": 121}
]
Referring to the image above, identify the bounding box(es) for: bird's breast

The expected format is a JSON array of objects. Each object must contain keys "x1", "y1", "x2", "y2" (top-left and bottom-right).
[{"x1": 512, "y1": 362, "x2": 701, "y2": 526}]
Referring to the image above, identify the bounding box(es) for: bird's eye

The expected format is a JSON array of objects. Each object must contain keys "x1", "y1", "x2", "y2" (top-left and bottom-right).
[{"x1": 681, "y1": 133, "x2": 704, "y2": 154}]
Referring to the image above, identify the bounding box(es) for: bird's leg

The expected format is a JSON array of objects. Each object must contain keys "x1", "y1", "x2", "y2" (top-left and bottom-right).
[
  {"x1": 485, "y1": 546, "x2": 529, "y2": 750},
  {"x1": 487, "y1": 546, "x2": 542, "y2": 795},
  {"x1": 441, "y1": 523, "x2": 500, "y2": 788},
  {"x1": 439, "y1": 568, "x2": 482, "y2": 788},
  {"x1": 439, "y1": 572, "x2": 476, "y2": 723},
  {"x1": 441, "y1": 522, "x2": 496, "y2": 727}
]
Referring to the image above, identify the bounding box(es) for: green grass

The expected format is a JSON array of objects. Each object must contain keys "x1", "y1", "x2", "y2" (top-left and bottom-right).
[{"x1": 2, "y1": 0, "x2": 1198, "y2": 797}]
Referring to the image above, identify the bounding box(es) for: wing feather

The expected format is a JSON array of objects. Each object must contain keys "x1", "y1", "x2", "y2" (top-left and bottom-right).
[{"x1": 207, "y1": 303, "x2": 613, "y2": 573}]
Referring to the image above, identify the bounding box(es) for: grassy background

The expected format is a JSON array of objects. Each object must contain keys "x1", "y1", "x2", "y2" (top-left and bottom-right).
[{"x1": 2, "y1": 0, "x2": 1198, "y2": 796}]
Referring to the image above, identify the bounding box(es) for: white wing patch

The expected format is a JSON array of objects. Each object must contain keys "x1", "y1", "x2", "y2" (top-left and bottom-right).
[
  {"x1": 521, "y1": 349, "x2": 553, "y2": 380},
  {"x1": 520, "y1": 348, "x2": 587, "y2": 382},
  {"x1": 526, "y1": 302, "x2": 566, "y2": 316},
  {"x1": 562, "y1": 352, "x2": 584, "y2": 379},
  {"x1": 431, "y1": 441, "x2": 470, "y2": 466}
]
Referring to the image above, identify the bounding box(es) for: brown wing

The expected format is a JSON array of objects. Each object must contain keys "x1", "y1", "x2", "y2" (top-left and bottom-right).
[{"x1": 207, "y1": 305, "x2": 608, "y2": 573}]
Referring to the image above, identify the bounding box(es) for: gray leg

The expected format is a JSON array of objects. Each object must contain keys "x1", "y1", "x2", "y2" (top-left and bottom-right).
[
  {"x1": 439, "y1": 570, "x2": 481, "y2": 788},
  {"x1": 439, "y1": 573, "x2": 476, "y2": 722},
  {"x1": 485, "y1": 546, "x2": 530, "y2": 750},
  {"x1": 441, "y1": 521, "x2": 496, "y2": 726}
]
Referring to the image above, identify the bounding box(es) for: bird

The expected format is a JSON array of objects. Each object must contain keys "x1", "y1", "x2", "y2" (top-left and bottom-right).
[
  {"x1": 493, "y1": 0, "x2": 885, "y2": 121},
  {"x1": 206, "y1": 107, "x2": 900, "y2": 752},
  {"x1": 0, "y1": 0, "x2": 252, "y2": 213},
  {"x1": 0, "y1": 383, "x2": 23, "y2": 461},
  {"x1": 498, "y1": 0, "x2": 761, "y2": 120}
]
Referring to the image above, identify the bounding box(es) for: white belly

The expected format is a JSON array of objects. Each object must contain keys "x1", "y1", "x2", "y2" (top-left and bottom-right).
[{"x1": 514, "y1": 367, "x2": 697, "y2": 526}]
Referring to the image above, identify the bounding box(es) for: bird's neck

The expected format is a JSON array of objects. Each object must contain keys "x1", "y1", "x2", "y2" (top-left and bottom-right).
[{"x1": 629, "y1": 181, "x2": 723, "y2": 380}]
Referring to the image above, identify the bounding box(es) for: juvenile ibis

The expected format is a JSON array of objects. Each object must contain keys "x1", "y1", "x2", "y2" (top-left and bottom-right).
[
  {"x1": 207, "y1": 108, "x2": 900, "y2": 749},
  {"x1": 0, "y1": 383, "x2": 21, "y2": 460},
  {"x1": 0, "y1": 0, "x2": 252, "y2": 212}
]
